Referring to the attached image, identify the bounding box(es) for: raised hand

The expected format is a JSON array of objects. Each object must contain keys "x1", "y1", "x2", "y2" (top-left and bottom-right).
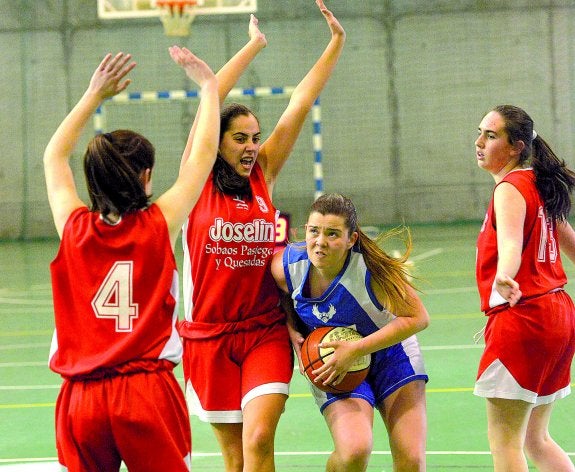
[
  {"x1": 169, "y1": 46, "x2": 216, "y2": 87},
  {"x1": 316, "y1": 0, "x2": 345, "y2": 38},
  {"x1": 248, "y1": 14, "x2": 267, "y2": 48},
  {"x1": 87, "y1": 52, "x2": 136, "y2": 100}
]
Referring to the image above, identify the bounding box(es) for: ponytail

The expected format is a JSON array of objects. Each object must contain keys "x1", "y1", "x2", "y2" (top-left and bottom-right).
[
  {"x1": 531, "y1": 135, "x2": 575, "y2": 221},
  {"x1": 492, "y1": 105, "x2": 575, "y2": 222},
  {"x1": 358, "y1": 226, "x2": 416, "y2": 314},
  {"x1": 84, "y1": 130, "x2": 154, "y2": 217}
]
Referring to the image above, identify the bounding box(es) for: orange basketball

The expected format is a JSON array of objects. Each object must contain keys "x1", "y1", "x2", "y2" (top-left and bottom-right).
[{"x1": 300, "y1": 326, "x2": 371, "y2": 394}]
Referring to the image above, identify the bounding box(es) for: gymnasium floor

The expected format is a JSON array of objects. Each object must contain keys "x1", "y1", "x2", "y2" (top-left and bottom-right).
[{"x1": 1, "y1": 222, "x2": 574, "y2": 470}]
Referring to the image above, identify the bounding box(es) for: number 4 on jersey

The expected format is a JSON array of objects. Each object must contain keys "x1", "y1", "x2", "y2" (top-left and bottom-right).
[{"x1": 91, "y1": 261, "x2": 139, "y2": 332}]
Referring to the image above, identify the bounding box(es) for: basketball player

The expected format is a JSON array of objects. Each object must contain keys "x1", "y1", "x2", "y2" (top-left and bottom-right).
[
  {"x1": 271, "y1": 193, "x2": 429, "y2": 472},
  {"x1": 44, "y1": 47, "x2": 219, "y2": 471},
  {"x1": 178, "y1": 2, "x2": 346, "y2": 471},
  {"x1": 474, "y1": 105, "x2": 575, "y2": 471}
]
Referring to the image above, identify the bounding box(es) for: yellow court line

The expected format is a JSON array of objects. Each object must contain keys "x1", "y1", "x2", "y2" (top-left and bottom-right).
[
  {"x1": 430, "y1": 313, "x2": 484, "y2": 320},
  {"x1": 0, "y1": 330, "x2": 53, "y2": 337},
  {"x1": 1, "y1": 382, "x2": 575, "y2": 408},
  {"x1": 0, "y1": 403, "x2": 55, "y2": 409}
]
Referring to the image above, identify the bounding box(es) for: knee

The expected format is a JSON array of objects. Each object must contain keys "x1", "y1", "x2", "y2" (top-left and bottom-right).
[
  {"x1": 334, "y1": 442, "x2": 372, "y2": 470},
  {"x1": 524, "y1": 430, "x2": 550, "y2": 459},
  {"x1": 392, "y1": 450, "x2": 426, "y2": 472},
  {"x1": 243, "y1": 424, "x2": 275, "y2": 457}
]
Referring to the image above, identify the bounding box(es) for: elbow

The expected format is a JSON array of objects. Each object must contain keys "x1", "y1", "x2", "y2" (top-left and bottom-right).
[{"x1": 416, "y1": 310, "x2": 430, "y2": 332}]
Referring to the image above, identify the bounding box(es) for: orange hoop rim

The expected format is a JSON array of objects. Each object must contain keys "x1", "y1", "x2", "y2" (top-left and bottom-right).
[{"x1": 156, "y1": 0, "x2": 198, "y2": 7}]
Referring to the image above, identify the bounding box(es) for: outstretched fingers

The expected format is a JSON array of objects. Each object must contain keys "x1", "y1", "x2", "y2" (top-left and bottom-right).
[
  {"x1": 315, "y1": 0, "x2": 345, "y2": 37},
  {"x1": 248, "y1": 13, "x2": 267, "y2": 46},
  {"x1": 89, "y1": 52, "x2": 136, "y2": 98},
  {"x1": 169, "y1": 46, "x2": 215, "y2": 87}
]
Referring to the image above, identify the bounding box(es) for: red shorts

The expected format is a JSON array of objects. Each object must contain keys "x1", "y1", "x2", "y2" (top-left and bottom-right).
[
  {"x1": 182, "y1": 321, "x2": 293, "y2": 423},
  {"x1": 475, "y1": 290, "x2": 575, "y2": 404},
  {"x1": 56, "y1": 366, "x2": 191, "y2": 471}
]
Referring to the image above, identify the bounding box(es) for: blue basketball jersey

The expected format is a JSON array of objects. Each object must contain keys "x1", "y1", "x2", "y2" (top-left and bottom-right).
[
  {"x1": 282, "y1": 242, "x2": 395, "y2": 336},
  {"x1": 282, "y1": 241, "x2": 428, "y2": 411}
]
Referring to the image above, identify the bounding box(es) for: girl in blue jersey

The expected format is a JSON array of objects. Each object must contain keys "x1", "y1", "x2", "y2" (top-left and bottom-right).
[{"x1": 271, "y1": 193, "x2": 429, "y2": 472}]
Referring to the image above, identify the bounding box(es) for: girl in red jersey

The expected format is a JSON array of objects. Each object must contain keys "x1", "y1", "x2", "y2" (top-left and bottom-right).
[
  {"x1": 474, "y1": 105, "x2": 575, "y2": 471},
  {"x1": 44, "y1": 47, "x2": 219, "y2": 471},
  {"x1": 178, "y1": 2, "x2": 345, "y2": 471}
]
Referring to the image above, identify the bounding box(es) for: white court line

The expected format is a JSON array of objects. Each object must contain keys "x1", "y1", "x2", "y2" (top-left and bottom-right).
[
  {"x1": 0, "y1": 385, "x2": 59, "y2": 391},
  {"x1": 409, "y1": 248, "x2": 444, "y2": 261},
  {"x1": 1, "y1": 450, "x2": 574, "y2": 469},
  {"x1": 422, "y1": 344, "x2": 484, "y2": 350},
  {"x1": 426, "y1": 286, "x2": 478, "y2": 294}
]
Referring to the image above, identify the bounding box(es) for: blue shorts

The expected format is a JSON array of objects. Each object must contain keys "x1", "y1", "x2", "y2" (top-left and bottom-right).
[{"x1": 309, "y1": 334, "x2": 428, "y2": 413}]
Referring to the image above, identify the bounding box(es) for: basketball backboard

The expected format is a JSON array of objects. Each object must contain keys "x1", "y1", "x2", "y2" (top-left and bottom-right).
[{"x1": 97, "y1": 0, "x2": 257, "y2": 19}]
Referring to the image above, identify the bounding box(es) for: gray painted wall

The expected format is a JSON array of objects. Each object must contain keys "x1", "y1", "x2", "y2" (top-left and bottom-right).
[{"x1": 2, "y1": 0, "x2": 575, "y2": 239}]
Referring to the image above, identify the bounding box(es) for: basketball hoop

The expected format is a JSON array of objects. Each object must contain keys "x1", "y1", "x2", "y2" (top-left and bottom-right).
[{"x1": 155, "y1": 0, "x2": 197, "y2": 37}]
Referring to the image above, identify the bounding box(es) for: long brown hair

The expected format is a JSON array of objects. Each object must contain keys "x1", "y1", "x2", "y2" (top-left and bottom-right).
[
  {"x1": 493, "y1": 105, "x2": 575, "y2": 221},
  {"x1": 309, "y1": 193, "x2": 416, "y2": 314}
]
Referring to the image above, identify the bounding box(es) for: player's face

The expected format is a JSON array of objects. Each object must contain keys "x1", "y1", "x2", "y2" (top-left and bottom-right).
[
  {"x1": 219, "y1": 114, "x2": 261, "y2": 178},
  {"x1": 475, "y1": 111, "x2": 521, "y2": 179},
  {"x1": 305, "y1": 212, "x2": 358, "y2": 276}
]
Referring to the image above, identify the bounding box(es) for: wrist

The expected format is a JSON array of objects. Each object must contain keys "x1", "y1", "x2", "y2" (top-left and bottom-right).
[{"x1": 248, "y1": 35, "x2": 267, "y2": 50}]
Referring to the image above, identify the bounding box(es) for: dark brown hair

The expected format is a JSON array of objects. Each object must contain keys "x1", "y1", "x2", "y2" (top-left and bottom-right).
[
  {"x1": 493, "y1": 105, "x2": 575, "y2": 221},
  {"x1": 212, "y1": 103, "x2": 260, "y2": 199},
  {"x1": 83, "y1": 129, "x2": 154, "y2": 218}
]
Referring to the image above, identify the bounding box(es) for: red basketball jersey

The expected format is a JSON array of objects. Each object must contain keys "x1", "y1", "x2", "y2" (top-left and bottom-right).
[
  {"x1": 49, "y1": 204, "x2": 182, "y2": 377},
  {"x1": 476, "y1": 168, "x2": 567, "y2": 312},
  {"x1": 180, "y1": 163, "x2": 283, "y2": 339}
]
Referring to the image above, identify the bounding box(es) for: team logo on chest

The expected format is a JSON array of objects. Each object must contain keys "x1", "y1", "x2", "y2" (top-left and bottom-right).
[
  {"x1": 233, "y1": 195, "x2": 249, "y2": 210},
  {"x1": 312, "y1": 303, "x2": 336, "y2": 323},
  {"x1": 255, "y1": 195, "x2": 269, "y2": 213}
]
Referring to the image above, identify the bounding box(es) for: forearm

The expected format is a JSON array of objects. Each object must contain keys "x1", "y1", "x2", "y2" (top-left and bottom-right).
[
  {"x1": 356, "y1": 314, "x2": 427, "y2": 359},
  {"x1": 558, "y1": 220, "x2": 575, "y2": 264},
  {"x1": 496, "y1": 240, "x2": 522, "y2": 279},
  {"x1": 44, "y1": 91, "x2": 101, "y2": 165},
  {"x1": 216, "y1": 37, "x2": 266, "y2": 102},
  {"x1": 289, "y1": 32, "x2": 345, "y2": 107},
  {"x1": 190, "y1": 80, "x2": 220, "y2": 162}
]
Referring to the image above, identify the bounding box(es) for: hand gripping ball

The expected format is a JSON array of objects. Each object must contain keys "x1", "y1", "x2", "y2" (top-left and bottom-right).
[{"x1": 301, "y1": 326, "x2": 371, "y2": 394}]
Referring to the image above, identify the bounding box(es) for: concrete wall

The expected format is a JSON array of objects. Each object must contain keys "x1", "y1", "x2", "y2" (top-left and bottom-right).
[{"x1": 2, "y1": 0, "x2": 574, "y2": 238}]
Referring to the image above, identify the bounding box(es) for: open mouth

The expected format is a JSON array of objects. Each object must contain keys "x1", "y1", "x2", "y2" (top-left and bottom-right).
[{"x1": 240, "y1": 157, "x2": 253, "y2": 169}]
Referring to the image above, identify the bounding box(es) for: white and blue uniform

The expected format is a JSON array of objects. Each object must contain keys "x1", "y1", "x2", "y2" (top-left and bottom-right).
[{"x1": 282, "y1": 242, "x2": 428, "y2": 412}]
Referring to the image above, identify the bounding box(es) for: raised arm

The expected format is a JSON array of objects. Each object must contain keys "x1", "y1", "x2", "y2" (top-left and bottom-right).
[
  {"x1": 157, "y1": 47, "x2": 219, "y2": 247},
  {"x1": 43, "y1": 53, "x2": 136, "y2": 238},
  {"x1": 217, "y1": 14, "x2": 267, "y2": 102},
  {"x1": 259, "y1": 0, "x2": 346, "y2": 194},
  {"x1": 178, "y1": 14, "x2": 266, "y2": 171}
]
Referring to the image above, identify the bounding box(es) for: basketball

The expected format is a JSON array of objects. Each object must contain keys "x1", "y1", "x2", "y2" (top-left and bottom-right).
[{"x1": 301, "y1": 326, "x2": 371, "y2": 394}]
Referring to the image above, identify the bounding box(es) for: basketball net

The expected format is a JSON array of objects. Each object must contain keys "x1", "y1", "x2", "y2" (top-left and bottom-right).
[{"x1": 155, "y1": 0, "x2": 197, "y2": 37}]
